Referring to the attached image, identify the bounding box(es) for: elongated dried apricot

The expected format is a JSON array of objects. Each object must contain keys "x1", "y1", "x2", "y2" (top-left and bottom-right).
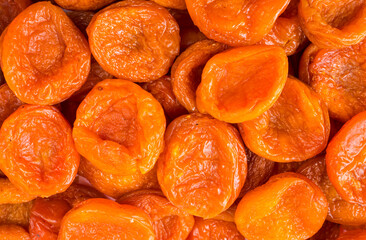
[
  {"x1": 0, "y1": 225, "x2": 30, "y2": 240},
  {"x1": 0, "y1": 84, "x2": 22, "y2": 127},
  {"x1": 73, "y1": 79, "x2": 165, "y2": 175},
  {"x1": 0, "y1": 105, "x2": 79, "y2": 197},
  {"x1": 171, "y1": 40, "x2": 227, "y2": 113},
  {"x1": 55, "y1": 0, "x2": 116, "y2": 11},
  {"x1": 157, "y1": 113, "x2": 247, "y2": 218},
  {"x1": 235, "y1": 173, "x2": 328, "y2": 240},
  {"x1": 87, "y1": 0, "x2": 180, "y2": 82},
  {"x1": 58, "y1": 198, "x2": 155, "y2": 240},
  {"x1": 326, "y1": 111, "x2": 366, "y2": 205},
  {"x1": 118, "y1": 190, "x2": 194, "y2": 240},
  {"x1": 185, "y1": 0, "x2": 290, "y2": 46},
  {"x1": 196, "y1": 46, "x2": 288, "y2": 123},
  {"x1": 239, "y1": 77, "x2": 330, "y2": 162},
  {"x1": 299, "y1": 0, "x2": 366, "y2": 48},
  {"x1": 0, "y1": 201, "x2": 33, "y2": 228},
  {"x1": 0, "y1": 0, "x2": 31, "y2": 34}
]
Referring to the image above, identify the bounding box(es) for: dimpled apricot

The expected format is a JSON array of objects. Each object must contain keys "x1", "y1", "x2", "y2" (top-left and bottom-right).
[
  {"x1": 235, "y1": 173, "x2": 328, "y2": 240},
  {"x1": 0, "y1": 0, "x2": 31, "y2": 34},
  {"x1": 239, "y1": 77, "x2": 330, "y2": 162},
  {"x1": 73, "y1": 79, "x2": 165, "y2": 175},
  {"x1": 0, "y1": 105, "x2": 79, "y2": 197},
  {"x1": 299, "y1": 0, "x2": 366, "y2": 48},
  {"x1": 0, "y1": 179, "x2": 35, "y2": 204},
  {"x1": 55, "y1": 0, "x2": 116, "y2": 11},
  {"x1": 87, "y1": 0, "x2": 180, "y2": 82},
  {"x1": 118, "y1": 190, "x2": 195, "y2": 240},
  {"x1": 157, "y1": 113, "x2": 247, "y2": 218},
  {"x1": 196, "y1": 46, "x2": 288, "y2": 123},
  {"x1": 0, "y1": 84, "x2": 22, "y2": 126},
  {"x1": 185, "y1": 0, "x2": 290, "y2": 46},
  {"x1": 1, "y1": 2, "x2": 91, "y2": 105},
  {"x1": 171, "y1": 40, "x2": 227, "y2": 113},
  {"x1": 0, "y1": 225, "x2": 30, "y2": 240},
  {"x1": 326, "y1": 111, "x2": 366, "y2": 205},
  {"x1": 306, "y1": 39, "x2": 366, "y2": 122},
  {"x1": 58, "y1": 198, "x2": 155, "y2": 240}
]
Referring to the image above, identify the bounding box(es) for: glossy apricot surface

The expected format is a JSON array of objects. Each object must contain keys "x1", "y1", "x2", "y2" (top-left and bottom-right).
[
  {"x1": 0, "y1": 179, "x2": 35, "y2": 204},
  {"x1": 0, "y1": 224, "x2": 30, "y2": 240}
]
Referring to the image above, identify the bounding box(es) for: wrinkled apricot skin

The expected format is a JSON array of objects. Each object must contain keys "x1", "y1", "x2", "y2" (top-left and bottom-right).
[
  {"x1": 87, "y1": 0, "x2": 180, "y2": 82},
  {"x1": 239, "y1": 77, "x2": 330, "y2": 162},
  {"x1": 0, "y1": 179, "x2": 35, "y2": 204},
  {"x1": 142, "y1": 76, "x2": 188, "y2": 121},
  {"x1": 73, "y1": 79, "x2": 165, "y2": 176},
  {"x1": 299, "y1": 0, "x2": 366, "y2": 48},
  {"x1": 0, "y1": 84, "x2": 22, "y2": 126},
  {"x1": 196, "y1": 46, "x2": 288, "y2": 123},
  {"x1": 171, "y1": 40, "x2": 227, "y2": 113},
  {"x1": 118, "y1": 190, "x2": 195, "y2": 240},
  {"x1": 158, "y1": 113, "x2": 247, "y2": 218},
  {"x1": 1, "y1": 2, "x2": 91, "y2": 105},
  {"x1": 326, "y1": 111, "x2": 366, "y2": 205},
  {"x1": 305, "y1": 39, "x2": 366, "y2": 123},
  {"x1": 55, "y1": 0, "x2": 116, "y2": 11},
  {"x1": 0, "y1": 105, "x2": 80, "y2": 197},
  {"x1": 185, "y1": 0, "x2": 290, "y2": 46},
  {"x1": 0, "y1": 201, "x2": 33, "y2": 228},
  {"x1": 0, "y1": 225, "x2": 30, "y2": 240},
  {"x1": 58, "y1": 198, "x2": 155, "y2": 240},
  {"x1": 235, "y1": 173, "x2": 328, "y2": 240}
]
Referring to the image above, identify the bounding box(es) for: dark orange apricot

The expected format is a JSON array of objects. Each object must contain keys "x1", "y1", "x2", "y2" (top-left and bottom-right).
[
  {"x1": 0, "y1": 0, "x2": 31, "y2": 34},
  {"x1": 151, "y1": 0, "x2": 185, "y2": 10},
  {"x1": 55, "y1": 0, "x2": 116, "y2": 10},
  {"x1": 298, "y1": 44, "x2": 319, "y2": 85},
  {"x1": 299, "y1": 0, "x2": 366, "y2": 48},
  {"x1": 326, "y1": 111, "x2": 366, "y2": 205},
  {"x1": 0, "y1": 179, "x2": 35, "y2": 204},
  {"x1": 157, "y1": 113, "x2": 247, "y2": 218},
  {"x1": 73, "y1": 79, "x2": 165, "y2": 175},
  {"x1": 305, "y1": 39, "x2": 366, "y2": 122},
  {"x1": 0, "y1": 84, "x2": 22, "y2": 126},
  {"x1": 79, "y1": 157, "x2": 160, "y2": 199},
  {"x1": 171, "y1": 40, "x2": 227, "y2": 113},
  {"x1": 337, "y1": 228, "x2": 366, "y2": 240},
  {"x1": 118, "y1": 190, "x2": 194, "y2": 240},
  {"x1": 58, "y1": 198, "x2": 155, "y2": 240},
  {"x1": 235, "y1": 172, "x2": 328, "y2": 240},
  {"x1": 185, "y1": 0, "x2": 291, "y2": 46},
  {"x1": 239, "y1": 77, "x2": 330, "y2": 162},
  {"x1": 87, "y1": 0, "x2": 180, "y2": 82},
  {"x1": 0, "y1": 201, "x2": 33, "y2": 228},
  {"x1": 0, "y1": 105, "x2": 79, "y2": 197},
  {"x1": 0, "y1": 225, "x2": 30, "y2": 240},
  {"x1": 196, "y1": 46, "x2": 288, "y2": 123},
  {"x1": 298, "y1": 156, "x2": 366, "y2": 226},
  {"x1": 309, "y1": 221, "x2": 340, "y2": 240},
  {"x1": 1, "y1": 2, "x2": 91, "y2": 105},
  {"x1": 142, "y1": 76, "x2": 188, "y2": 121}
]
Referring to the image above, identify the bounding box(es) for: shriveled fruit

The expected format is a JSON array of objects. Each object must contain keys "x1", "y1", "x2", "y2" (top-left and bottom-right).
[
  {"x1": 239, "y1": 77, "x2": 330, "y2": 162},
  {"x1": 1, "y1": 2, "x2": 91, "y2": 105},
  {"x1": 158, "y1": 113, "x2": 247, "y2": 218},
  {"x1": 235, "y1": 173, "x2": 328, "y2": 240},
  {"x1": 55, "y1": 0, "x2": 116, "y2": 11},
  {"x1": 0, "y1": 0, "x2": 31, "y2": 34},
  {"x1": 0, "y1": 84, "x2": 22, "y2": 127},
  {"x1": 58, "y1": 198, "x2": 155, "y2": 240},
  {"x1": 0, "y1": 225, "x2": 30, "y2": 240},
  {"x1": 196, "y1": 46, "x2": 288, "y2": 123},
  {"x1": 87, "y1": 0, "x2": 180, "y2": 82}
]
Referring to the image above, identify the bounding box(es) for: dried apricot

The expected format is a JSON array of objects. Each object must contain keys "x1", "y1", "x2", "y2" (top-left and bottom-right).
[
  {"x1": 326, "y1": 111, "x2": 366, "y2": 205},
  {"x1": 0, "y1": 225, "x2": 30, "y2": 240},
  {"x1": 0, "y1": 0, "x2": 31, "y2": 34},
  {"x1": 73, "y1": 79, "x2": 165, "y2": 175},
  {"x1": 185, "y1": 0, "x2": 291, "y2": 46},
  {"x1": 58, "y1": 198, "x2": 155, "y2": 240},
  {"x1": 299, "y1": 0, "x2": 366, "y2": 48},
  {"x1": 0, "y1": 105, "x2": 79, "y2": 197},
  {"x1": 65, "y1": 10, "x2": 94, "y2": 36},
  {"x1": 196, "y1": 46, "x2": 288, "y2": 123},
  {"x1": 337, "y1": 228, "x2": 366, "y2": 240},
  {"x1": 118, "y1": 190, "x2": 194, "y2": 240},
  {"x1": 0, "y1": 179, "x2": 35, "y2": 204},
  {"x1": 0, "y1": 201, "x2": 33, "y2": 228},
  {"x1": 0, "y1": 84, "x2": 22, "y2": 126},
  {"x1": 298, "y1": 44, "x2": 319, "y2": 85},
  {"x1": 235, "y1": 173, "x2": 328, "y2": 240},
  {"x1": 157, "y1": 113, "x2": 247, "y2": 218},
  {"x1": 171, "y1": 40, "x2": 227, "y2": 113},
  {"x1": 55, "y1": 0, "x2": 116, "y2": 11},
  {"x1": 151, "y1": 0, "x2": 185, "y2": 10},
  {"x1": 239, "y1": 77, "x2": 330, "y2": 162},
  {"x1": 87, "y1": 0, "x2": 180, "y2": 82}
]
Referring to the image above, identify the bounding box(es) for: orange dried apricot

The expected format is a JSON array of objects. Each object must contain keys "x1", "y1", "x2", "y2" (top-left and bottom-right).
[
  {"x1": 185, "y1": 0, "x2": 291, "y2": 46},
  {"x1": 239, "y1": 77, "x2": 330, "y2": 162},
  {"x1": 0, "y1": 84, "x2": 22, "y2": 126},
  {"x1": 0, "y1": 225, "x2": 30, "y2": 240},
  {"x1": 298, "y1": 44, "x2": 319, "y2": 85},
  {"x1": 299, "y1": 0, "x2": 366, "y2": 48},
  {"x1": 157, "y1": 113, "x2": 247, "y2": 218},
  {"x1": 1, "y1": 2, "x2": 91, "y2": 105},
  {"x1": 118, "y1": 189, "x2": 195, "y2": 240},
  {"x1": 151, "y1": 0, "x2": 185, "y2": 10},
  {"x1": 55, "y1": 0, "x2": 116, "y2": 11},
  {"x1": 73, "y1": 79, "x2": 165, "y2": 175},
  {"x1": 0, "y1": 0, "x2": 31, "y2": 34},
  {"x1": 196, "y1": 46, "x2": 288, "y2": 123},
  {"x1": 87, "y1": 0, "x2": 180, "y2": 82},
  {"x1": 0, "y1": 105, "x2": 79, "y2": 197},
  {"x1": 58, "y1": 198, "x2": 155, "y2": 240},
  {"x1": 0, "y1": 201, "x2": 33, "y2": 228},
  {"x1": 235, "y1": 172, "x2": 328, "y2": 240},
  {"x1": 0, "y1": 179, "x2": 35, "y2": 204},
  {"x1": 171, "y1": 40, "x2": 227, "y2": 113},
  {"x1": 326, "y1": 111, "x2": 366, "y2": 205}
]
